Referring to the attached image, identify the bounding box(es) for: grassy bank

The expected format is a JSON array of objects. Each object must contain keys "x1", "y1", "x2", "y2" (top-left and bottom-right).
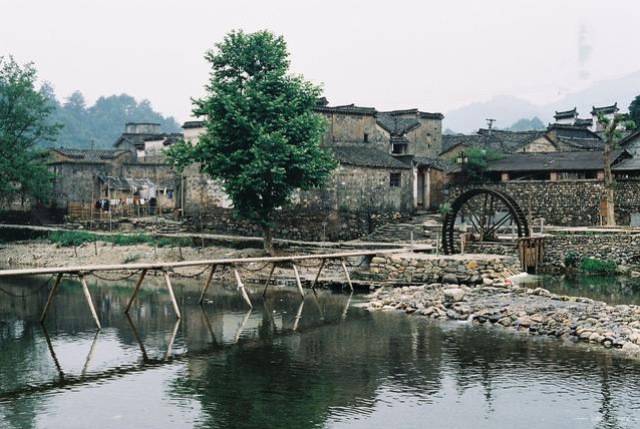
[{"x1": 48, "y1": 230, "x2": 192, "y2": 248}]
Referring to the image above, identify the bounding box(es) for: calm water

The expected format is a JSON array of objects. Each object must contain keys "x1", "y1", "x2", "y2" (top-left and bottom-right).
[{"x1": 1, "y1": 275, "x2": 640, "y2": 429}]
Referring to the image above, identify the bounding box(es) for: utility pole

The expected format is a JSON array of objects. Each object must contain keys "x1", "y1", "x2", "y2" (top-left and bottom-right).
[{"x1": 485, "y1": 119, "x2": 496, "y2": 152}]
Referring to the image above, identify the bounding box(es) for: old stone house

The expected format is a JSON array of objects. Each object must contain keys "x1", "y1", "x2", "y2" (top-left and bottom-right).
[{"x1": 181, "y1": 101, "x2": 446, "y2": 214}]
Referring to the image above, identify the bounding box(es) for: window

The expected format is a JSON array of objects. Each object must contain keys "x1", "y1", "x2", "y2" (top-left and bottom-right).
[
  {"x1": 390, "y1": 173, "x2": 401, "y2": 187},
  {"x1": 363, "y1": 133, "x2": 369, "y2": 143},
  {"x1": 392, "y1": 144, "x2": 408, "y2": 154}
]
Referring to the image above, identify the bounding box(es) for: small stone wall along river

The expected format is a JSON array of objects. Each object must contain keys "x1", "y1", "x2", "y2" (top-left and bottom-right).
[{"x1": 1, "y1": 276, "x2": 640, "y2": 428}]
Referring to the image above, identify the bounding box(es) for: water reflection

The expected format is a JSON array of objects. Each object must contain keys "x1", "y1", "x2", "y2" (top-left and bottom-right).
[
  {"x1": 0, "y1": 277, "x2": 640, "y2": 428},
  {"x1": 521, "y1": 274, "x2": 640, "y2": 305}
]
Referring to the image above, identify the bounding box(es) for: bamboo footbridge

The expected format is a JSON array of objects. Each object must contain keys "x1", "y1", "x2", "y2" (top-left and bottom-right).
[{"x1": 0, "y1": 248, "x2": 418, "y2": 330}]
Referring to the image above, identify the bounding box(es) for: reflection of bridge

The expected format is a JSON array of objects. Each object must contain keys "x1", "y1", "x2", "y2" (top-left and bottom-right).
[
  {"x1": 0, "y1": 248, "x2": 412, "y2": 329},
  {"x1": 0, "y1": 290, "x2": 353, "y2": 401}
]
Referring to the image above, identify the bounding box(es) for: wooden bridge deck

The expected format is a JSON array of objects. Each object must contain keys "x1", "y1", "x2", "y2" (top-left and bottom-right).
[{"x1": 0, "y1": 247, "x2": 423, "y2": 330}]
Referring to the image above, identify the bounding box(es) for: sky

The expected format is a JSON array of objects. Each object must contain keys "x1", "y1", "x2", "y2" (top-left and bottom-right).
[{"x1": 2, "y1": 0, "x2": 640, "y2": 124}]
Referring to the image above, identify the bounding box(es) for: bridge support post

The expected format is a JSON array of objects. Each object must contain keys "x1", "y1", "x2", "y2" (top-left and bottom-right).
[
  {"x1": 311, "y1": 258, "x2": 326, "y2": 291},
  {"x1": 292, "y1": 263, "x2": 304, "y2": 297},
  {"x1": 79, "y1": 274, "x2": 102, "y2": 330},
  {"x1": 234, "y1": 268, "x2": 253, "y2": 309},
  {"x1": 125, "y1": 269, "x2": 148, "y2": 313},
  {"x1": 40, "y1": 272, "x2": 63, "y2": 323},
  {"x1": 262, "y1": 263, "x2": 277, "y2": 296},
  {"x1": 163, "y1": 270, "x2": 181, "y2": 319},
  {"x1": 198, "y1": 264, "x2": 217, "y2": 305},
  {"x1": 340, "y1": 259, "x2": 354, "y2": 292}
]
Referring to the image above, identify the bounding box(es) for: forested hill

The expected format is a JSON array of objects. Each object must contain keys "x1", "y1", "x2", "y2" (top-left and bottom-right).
[{"x1": 40, "y1": 84, "x2": 182, "y2": 149}]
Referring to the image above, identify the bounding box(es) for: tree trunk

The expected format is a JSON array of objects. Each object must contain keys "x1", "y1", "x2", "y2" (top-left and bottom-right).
[
  {"x1": 262, "y1": 225, "x2": 274, "y2": 254},
  {"x1": 603, "y1": 142, "x2": 616, "y2": 226}
]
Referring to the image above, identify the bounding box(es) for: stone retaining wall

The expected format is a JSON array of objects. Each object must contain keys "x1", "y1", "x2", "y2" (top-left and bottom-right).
[
  {"x1": 185, "y1": 208, "x2": 410, "y2": 242},
  {"x1": 367, "y1": 253, "x2": 521, "y2": 285},
  {"x1": 449, "y1": 179, "x2": 640, "y2": 227}
]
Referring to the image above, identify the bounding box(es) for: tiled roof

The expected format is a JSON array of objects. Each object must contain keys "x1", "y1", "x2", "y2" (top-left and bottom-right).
[
  {"x1": 442, "y1": 130, "x2": 546, "y2": 154},
  {"x1": 50, "y1": 148, "x2": 130, "y2": 162},
  {"x1": 333, "y1": 146, "x2": 410, "y2": 169},
  {"x1": 555, "y1": 136, "x2": 603, "y2": 150},
  {"x1": 414, "y1": 156, "x2": 446, "y2": 171},
  {"x1": 554, "y1": 108, "x2": 577, "y2": 119},
  {"x1": 376, "y1": 114, "x2": 420, "y2": 136},
  {"x1": 313, "y1": 104, "x2": 377, "y2": 116},
  {"x1": 484, "y1": 150, "x2": 627, "y2": 173},
  {"x1": 182, "y1": 121, "x2": 204, "y2": 129},
  {"x1": 591, "y1": 103, "x2": 619, "y2": 115},
  {"x1": 574, "y1": 118, "x2": 593, "y2": 127}
]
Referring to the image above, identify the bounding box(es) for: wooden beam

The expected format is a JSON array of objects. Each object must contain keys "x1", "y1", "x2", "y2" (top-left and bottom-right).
[
  {"x1": 124, "y1": 269, "x2": 147, "y2": 314},
  {"x1": 197, "y1": 264, "x2": 217, "y2": 305},
  {"x1": 79, "y1": 274, "x2": 101, "y2": 330},
  {"x1": 311, "y1": 259, "x2": 326, "y2": 291},
  {"x1": 163, "y1": 270, "x2": 181, "y2": 319},
  {"x1": 340, "y1": 259, "x2": 354, "y2": 292},
  {"x1": 234, "y1": 268, "x2": 253, "y2": 309},
  {"x1": 0, "y1": 248, "x2": 417, "y2": 278},
  {"x1": 40, "y1": 273, "x2": 63, "y2": 323},
  {"x1": 262, "y1": 263, "x2": 277, "y2": 296},
  {"x1": 292, "y1": 263, "x2": 304, "y2": 297}
]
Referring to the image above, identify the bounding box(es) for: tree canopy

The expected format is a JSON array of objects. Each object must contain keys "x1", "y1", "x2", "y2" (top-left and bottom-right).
[
  {"x1": 628, "y1": 95, "x2": 640, "y2": 129},
  {"x1": 166, "y1": 30, "x2": 336, "y2": 251},
  {"x1": 0, "y1": 56, "x2": 59, "y2": 205},
  {"x1": 40, "y1": 90, "x2": 181, "y2": 149}
]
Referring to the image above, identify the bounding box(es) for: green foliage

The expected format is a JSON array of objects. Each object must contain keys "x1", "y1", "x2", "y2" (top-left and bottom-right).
[
  {"x1": 580, "y1": 257, "x2": 617, "y2": 275},
  {"x1": 629, "y1": 95, "x2": 640, "y2": 130},
  {"x1": 168, "y1": 30, "x2": 337, "y2": 249},
  {"x1": 48, "y1": 231, "x2": 96, "y2": 247},
  {"x1": 438, "y1": 202, "x2": 452, "y2": 216},
  {"x1": 47, "y1": 231, "x2": 192, "y2": 248},
  {"x1": 461, "y1": 147, "x2": 505, "y2": 182},
  {"x1": 122, "y1": 254, "x2": 142, "y2": 264},
  {"x1": 0, "y1": 57, "x2": 59, "y2": 205},
  {"x1": 564, "y1": 250, "x2": 579, "y2": 268},
  {"x1": 40, "y1": 88, "x2": 181, "y2": 149}
]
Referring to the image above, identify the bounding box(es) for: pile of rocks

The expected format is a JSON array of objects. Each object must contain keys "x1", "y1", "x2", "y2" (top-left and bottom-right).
[{"x1": 367, "y1": 282, "x2": 640, "y2": 356}]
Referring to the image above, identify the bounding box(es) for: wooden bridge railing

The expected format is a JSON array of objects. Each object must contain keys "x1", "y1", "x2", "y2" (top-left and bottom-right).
[{"x1": 0, "y1": 248, "x2": 417, "y2": 330}]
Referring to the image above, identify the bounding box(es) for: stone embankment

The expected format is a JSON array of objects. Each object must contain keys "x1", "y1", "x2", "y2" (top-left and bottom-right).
[
  {"x1": 368, "y1": 282, "x2": 640, "y2": 356},
  {"x1": 367, "y1": 253, "x2": 521, "y2": 285}
]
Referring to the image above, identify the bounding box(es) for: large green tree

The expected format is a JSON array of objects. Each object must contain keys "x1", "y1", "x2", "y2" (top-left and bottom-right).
[
  {"x1": 0, "y1": 56, "x2": 59, "y2": 206},
  {"x1": 167, "y1": 30, "x2": 336, "y2": 252}
]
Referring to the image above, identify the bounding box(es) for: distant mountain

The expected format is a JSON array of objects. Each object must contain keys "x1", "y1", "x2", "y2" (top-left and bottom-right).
[
  {"x1": 443, "y1": 95, "x2": 544, "y2": 133},
  {"x1": 444, "y1": 71, "x2": 640, "y2": 133}
]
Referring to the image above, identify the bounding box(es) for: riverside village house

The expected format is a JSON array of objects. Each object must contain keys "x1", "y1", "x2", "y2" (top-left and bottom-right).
[{"x1": 42, "y1": 100, "x2": 446, "y2": 239}]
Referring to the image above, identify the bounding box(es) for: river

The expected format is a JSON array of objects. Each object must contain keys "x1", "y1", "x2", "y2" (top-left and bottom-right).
[{"x1": 1, "y1": 275, "x2": 640, "y2": 429}]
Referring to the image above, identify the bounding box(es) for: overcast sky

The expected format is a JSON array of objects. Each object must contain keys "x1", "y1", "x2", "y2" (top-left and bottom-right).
[{"x1": 2, "y1": 0, "x2": 640, "y2": 124}]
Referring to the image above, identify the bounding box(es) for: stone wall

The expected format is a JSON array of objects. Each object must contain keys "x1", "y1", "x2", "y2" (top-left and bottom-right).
[
  {"x1": 449, "y1": 179, "x2": 640, "y2": 226},
  {"x1": 298, "y1": 164, "x2": 414, "y2": 212},
  {"x1": 367, "y1": 253, "x2": 521, "y2": 285},
  {"x1": 185, "y1": 207, "x2": 410, "y2": 242},
  {"x1": 542, "y1": 233, "x2": 640, "y2": 272}
]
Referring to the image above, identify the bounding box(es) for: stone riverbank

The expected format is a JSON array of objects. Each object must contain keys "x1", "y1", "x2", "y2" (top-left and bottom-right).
[{"x1": 367, "y1": 282, "x2": 640, "y2": 357}]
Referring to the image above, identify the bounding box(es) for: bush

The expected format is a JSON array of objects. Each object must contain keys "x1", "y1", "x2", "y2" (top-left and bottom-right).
[
  {"x1": 580, "y1": 257, "x2": 617, "y2": 275},
  {"x1": 564, "y1": 251, "x2": 579, "y2": 268},
  {"x1": 48, "y1": 231, "x2": 97, "y2": 247},
  {"x1": 438, "y1": 202, "x2": 452, "y2": 216}
]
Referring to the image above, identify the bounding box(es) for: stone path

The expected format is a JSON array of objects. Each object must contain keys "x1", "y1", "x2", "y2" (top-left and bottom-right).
[{"x1": 364, "y1": 212, "x2": 441, "y2": 243}]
